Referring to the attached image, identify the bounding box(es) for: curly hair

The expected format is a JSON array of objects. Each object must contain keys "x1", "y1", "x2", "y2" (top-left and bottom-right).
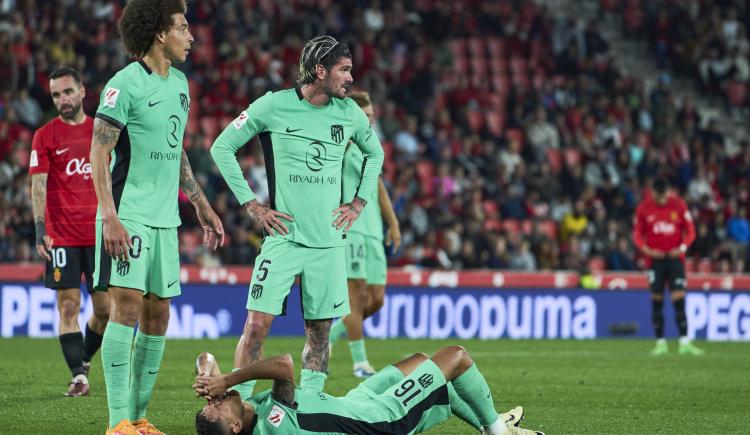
[
  {"x1": 297, "y1": 35, "x2": 352, "y2": 86},
  {"x1": 118, "y1": 0, "x2": 186, "y2": 58}
]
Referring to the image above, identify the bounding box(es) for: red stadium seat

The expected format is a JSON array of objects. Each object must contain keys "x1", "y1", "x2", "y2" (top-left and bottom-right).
[
  {"x1": 467, "y1": 37, "x2": 486, "y2": 56},
  {"x1": 505, "y1": 128, "x2": 524, "y2": 148},
  {"x1": 502, "y1": 219, "x2": 521, "y2": 234},
  {"x1": 588, "y1": 256, "x2": 606, "y2": 272},
  {"x1": 492, "y1": 75, "x2": 510, "y2": 94},
  {"x1": 452, "y1": 55, "x2": 469, "y2": 74},
  {"x1": 471, "y1": 57, "x2": 488, "y2": 74},
  {"x1": 725, "y1": 81, "x2": 747, "y2": 107},
  {"x1": 485, "y1": 110, "x2": 505, "y2": 137},
  {"x1": 490, "y1": 58, "x2": 508, "y2": 74},
  {"x1": 538, "y1": 219, "x2": 558, "y2": 240},
  {"x1": 487, "y1": 37, "x2": 505, "y2": 57},
  {"x1": 448, "y1": 39, "x2": 466, "y2": 59},
  {"x1": 482, "y1": 200, "x2": 499, "y2": 218},
  {"x1": 416, "y1": 160, "x2": 435, "y2": 181},
  {"x1": 484, "y1": 218, "x2": 503, "y2": 232},
  {"x1": 510, "y1": 57, "x2": 527, "y2": 75},
  {"x1": 546, "y1": 148, "x2": 562, "y2": 173},
  {"x1": 697, "y1": 258, "x2": 713, "y2": 273},
  {"x1": 685, "y1": 257, "x2": 696, "y2": 273},
  {"x1": 200, "y1": 117, "x2": 219, "y2": 139}
]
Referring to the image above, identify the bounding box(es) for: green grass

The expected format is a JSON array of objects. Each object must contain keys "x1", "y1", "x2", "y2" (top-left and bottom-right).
[{"x1": 0, "y1": 338, "x2": 748, "y2": 434}]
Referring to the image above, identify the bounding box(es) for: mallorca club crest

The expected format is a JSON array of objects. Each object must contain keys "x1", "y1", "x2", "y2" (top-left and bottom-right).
[
  {"x1": 331, "y1": 125, "x2": 344, "y2": 143},
  {"x1": 53, "y1": 267, "x2": 61, "y2": 282}
]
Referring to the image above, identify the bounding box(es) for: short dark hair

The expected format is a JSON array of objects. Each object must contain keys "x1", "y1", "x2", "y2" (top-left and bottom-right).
[
  {"x1": 49, "y1": 67, "x2": 82, "y2": 85},
  {"x1": 195, "y1": 409, "x2": 230, "y2": 435},
  {"x1": 118, "y1": 0, "x2": 186, "y2": 58},
  {"x1": 297, "y1": 35, "x2": 352, "y2": 86},
  {"x1": 653, "y1": 177, "x2": 669, "y2": 194}
]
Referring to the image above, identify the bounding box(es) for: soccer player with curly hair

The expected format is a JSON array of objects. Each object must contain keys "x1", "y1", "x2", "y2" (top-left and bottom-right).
[{"x1": 89, "y1": 1, "x2": 224, "y2": 433}]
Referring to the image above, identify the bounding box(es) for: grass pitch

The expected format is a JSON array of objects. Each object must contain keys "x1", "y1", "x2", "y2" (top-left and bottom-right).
[{"x1": 0, "y1": 338, "x2": 747, "y2": 434}]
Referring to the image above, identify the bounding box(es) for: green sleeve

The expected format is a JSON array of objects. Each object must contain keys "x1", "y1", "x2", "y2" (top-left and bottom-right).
[
  {"x1": 210, "y1": 92, "x2": 274, "y2": 205},
  {"x1": 95, "y1": 74, "x2": 133, "y2": 128},
  {"x1": 349, "y1": 103, "x2": 384, "y2": 201}
]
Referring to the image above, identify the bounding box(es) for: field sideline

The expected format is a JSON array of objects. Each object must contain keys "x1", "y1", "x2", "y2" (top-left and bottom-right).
[{"x1": 1, "y1": 338, "x2": 747, "y2": 434}]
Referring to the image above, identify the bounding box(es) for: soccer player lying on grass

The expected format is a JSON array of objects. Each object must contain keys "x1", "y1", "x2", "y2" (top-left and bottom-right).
[{"x1": 192, "y1": 346, "x2": 544, "y2": 435}]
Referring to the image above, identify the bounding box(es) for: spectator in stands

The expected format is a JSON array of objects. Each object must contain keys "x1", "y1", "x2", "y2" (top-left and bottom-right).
[
  {"x1": 525, "y1": 106, "x2": 559, "y2": 163},
  {"x1": 606, "y1": 237, "x2": 636, "y2": 271},
  {"x1": 560, "y1": 200, "x2": 588, "y2": 243}
]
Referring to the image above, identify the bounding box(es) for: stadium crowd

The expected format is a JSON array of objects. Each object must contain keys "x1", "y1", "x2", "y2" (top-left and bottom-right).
[
  {"x1": 1, "y1": 0, "x2": 749, "y2": 273},
  {"x1": 610, "y1": 0, "x2": 750, "y2": 109}
]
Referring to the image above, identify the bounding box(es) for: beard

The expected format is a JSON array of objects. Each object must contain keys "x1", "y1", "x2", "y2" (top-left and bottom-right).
[
  {"x1": 58, "y1": 102, "x2": 82, "y2": 120},
  {"x1": 323, "y1": 79, "x2": 350, "y2": 99}
]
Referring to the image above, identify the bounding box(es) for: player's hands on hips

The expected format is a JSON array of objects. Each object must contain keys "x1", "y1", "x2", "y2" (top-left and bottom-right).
[
  {"x1": 102, "y1": 215, "x2": 132, "y2": 261},
  {"x1": 386, "y1": 222, "x2": 402, "y2": 253},
  {"x1": 333, "y1": 196, "x2": 367, "y2": 232},
  {"x1": 245, "y1": 199, "x2": 294, "y2": 235},
  {"x1": 667, "y1": 248, "x2": 682, "y2": 258},
  {"x1": 643, "y1": 247, "x2": 665, "y2": 259},
  {"x1": 35, "y1": 235, "x2": 54, "y2": 262},
  {"x1": 196, "y1": 203, "x2": 225, "y2": 250},
  {"x1": 193, "y1": 374, "x2": 229, "y2": 400}
]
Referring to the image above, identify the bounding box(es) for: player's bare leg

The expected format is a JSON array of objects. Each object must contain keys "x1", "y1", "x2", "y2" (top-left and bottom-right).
[
  {"x1": 83, "y1": 291, "x2": 110, "y2": 375},
  {"x1": 363, "y1": 283, "x2": 385, "y2": 319},
  {"x1": 300, "y1": 318, "x2": 332, "y2": 392},
  {"x1": 231, "y1": 310, "x2": 274, "y2": 398},
  {"x1": 341, "y1": 278, "x2": 375, "y2": 377},
  {"x1": 57, "y1": 287, "x2": 89, "y2": 396}
]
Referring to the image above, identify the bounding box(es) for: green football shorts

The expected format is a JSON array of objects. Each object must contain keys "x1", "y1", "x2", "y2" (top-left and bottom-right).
[
  {"x1": 247, "y1": 237, "x2": 349, "y2": 320},
  {"x1": 345, "y1": 232, "x2": 387, "y2": 285},
  {"x1": 94, "y1": 219, "x2": 181, "y2": 298},
  {"x1": 343, "y1": 359, "x2": 451, "y2": 434}
]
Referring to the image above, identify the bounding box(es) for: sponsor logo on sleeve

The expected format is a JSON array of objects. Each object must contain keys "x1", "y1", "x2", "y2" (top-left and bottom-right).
[
  {"x1": 267, "y1": 405, "x2": 286, "y2": 427},
  {"x1": 30, "y1": 150, "x2": 38, "y2": 167},
  {"x1": 232, "y1": 111, "x2": 248, "y2": 129},
  {"x1": 103, "y1": 88, "x2": 120, "y2": 109}
]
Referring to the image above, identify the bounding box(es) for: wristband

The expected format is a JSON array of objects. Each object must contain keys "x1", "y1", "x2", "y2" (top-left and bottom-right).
[{"x1": 679, "y1": 244, "x2": 687, "y2": 253}]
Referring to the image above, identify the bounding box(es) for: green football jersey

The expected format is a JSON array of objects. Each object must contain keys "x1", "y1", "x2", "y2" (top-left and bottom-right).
[
  {"x1": 342, "y1": 142, "x2": 383, "y2": 239},
  {"x1": 211, "y1": 88, "x2": 384, "y2": 248},
  {"x1": 95, "y1": 60, "x2": 190, "y2": 228},
  {"x1": 246, "y1": 384, "x2": 450, "y2": 435}
]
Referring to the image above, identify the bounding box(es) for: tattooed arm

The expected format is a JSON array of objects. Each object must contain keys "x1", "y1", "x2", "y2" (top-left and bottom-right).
[
  {"x1": 302, "y1": 319, "x2": 332, "y2": 373},
  {"x1": 31, "y1": 173, "x2": 52, "y2": 261},
  {"x1": 90, "y1": 117, "x2": 131, "y2": 261},
  {"x1": 193, "y1": 354, "x2": 296, "y2": 405},
  {"x1": 180, "y1": 150, "x2": 224, "y2": 250}
]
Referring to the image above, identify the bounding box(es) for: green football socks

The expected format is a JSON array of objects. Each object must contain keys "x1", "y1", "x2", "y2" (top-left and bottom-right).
[
  {"x1": 348, "y1": 339, "x2": 369, "y2": 365},
  {"x1": 101, "y1": 322, "x2": 134, "y2": 427},
  {"x1": 129, "y1": 330, "x2": 165, "y2": 421},
  {"x1": 300, "y1": 369, "x2": 327, "y2": 392},
  {"x1": 329, "y1": 317, "x2": 347, "y2": 345},
  {"x1": 448, "y1": 382, "x2": 482, "y2": 429},
  {"x1": 451, "y1": 363, "x2": 499, "y2": 427},
  {"x1": 230, "y1": 368, "x2": 257, "y2": 400}
]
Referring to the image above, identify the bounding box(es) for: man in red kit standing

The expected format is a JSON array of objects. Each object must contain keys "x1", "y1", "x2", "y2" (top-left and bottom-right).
[
  {"x1": 633, "y1": 178, "x2": 703, "y2": 356},
  {"x1": 29, "y1": 67, "x2": 111, "y2": 396}
]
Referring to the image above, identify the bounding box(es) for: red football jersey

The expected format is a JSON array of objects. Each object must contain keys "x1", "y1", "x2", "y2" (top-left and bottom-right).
[
  {"x1": 29, "y1": 116, "x2": 97, "y2": 247},
  {"x1": 633, "y1": 194, "x2": 696, "y2": 266}
]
